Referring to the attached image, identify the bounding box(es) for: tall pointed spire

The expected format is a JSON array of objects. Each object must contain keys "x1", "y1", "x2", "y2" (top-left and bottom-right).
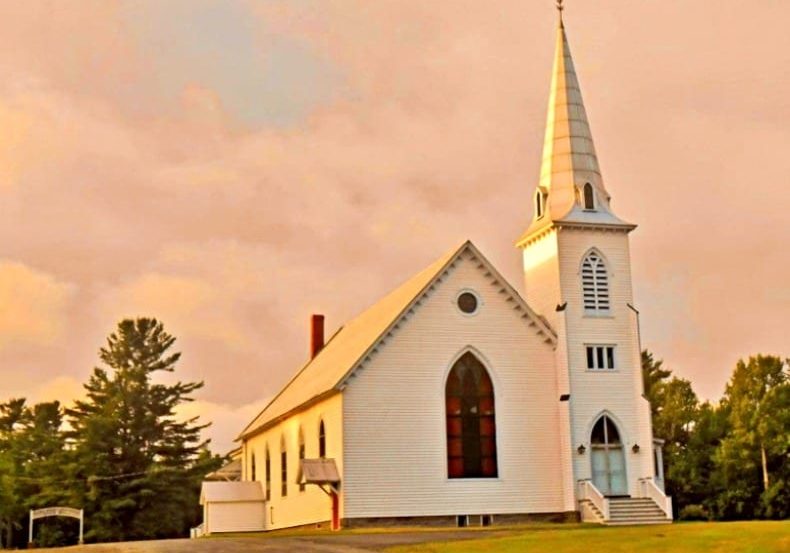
[{"x1": 518, "y1": 7, "x2": 632, "y2": 245}]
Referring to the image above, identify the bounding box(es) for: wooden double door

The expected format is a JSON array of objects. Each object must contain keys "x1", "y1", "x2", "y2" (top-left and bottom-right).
[{"x1": 590, "y1": 415, "x2": 627, "y2": 496}]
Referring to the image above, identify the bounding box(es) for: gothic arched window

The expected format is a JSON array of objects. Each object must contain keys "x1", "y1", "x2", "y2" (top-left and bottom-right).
[
  {"x1": 535, "y1": 190, "x2": 544, "y2": 219},
  {"x1": 250, "y1": 451, "x2": 256, "y2": 481},
  {"x1": 280, "y1": 435, "x2": 288, "y2": 497},
  {"x1": 264, "y1": 447, "x2": 271, "y2": 500},
  {"x1": 318, "y1": 420, "x2": 326, "y2": 458},
  {"x1": 581, "y1": 250, "x2": 610, "y2": 312},
  {"x1": 583, "y1": 183, "x2": 595, "y2": 210},
  {"x1": 298, "y1": 428, "x2": 306, "y2": 492},
  {"x1": 446, "y1": 352, "x2": 497, "y2": 478}
]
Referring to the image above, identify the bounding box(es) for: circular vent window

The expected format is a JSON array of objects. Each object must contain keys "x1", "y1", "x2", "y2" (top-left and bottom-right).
[{"x1": 457, "y1": 291, "x2": 479, "y2": 314}]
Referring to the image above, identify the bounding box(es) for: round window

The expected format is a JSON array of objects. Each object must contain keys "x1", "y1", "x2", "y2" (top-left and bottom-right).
[{"x1": 457, "y1": 292, "x2": 479, "y2": 314}]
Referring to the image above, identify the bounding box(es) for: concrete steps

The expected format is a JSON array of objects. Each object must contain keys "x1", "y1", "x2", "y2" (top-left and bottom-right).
[{"x1": 606, "y1": 497, "x2": 671, "y2": 526}]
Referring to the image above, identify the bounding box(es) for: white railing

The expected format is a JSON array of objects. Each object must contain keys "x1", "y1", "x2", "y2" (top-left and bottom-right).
[
  {"x1": 638, "y1": 477, "x2": 673, "y2": 520},
  {"x1": 577, "y1": 479, "x2": 609, "y2": 521},
  {"x1": 190, "y1": 523, "x2": 205, "y2": 538}
]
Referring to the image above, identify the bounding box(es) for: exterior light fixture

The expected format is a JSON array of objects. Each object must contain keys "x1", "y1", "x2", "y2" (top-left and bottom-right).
[
  {"x1": 632, "y1": 444, "x2": 640, "y2": 453},
  {"x1": 577, "y1": 444, "x2": 586, "y2": 455}
]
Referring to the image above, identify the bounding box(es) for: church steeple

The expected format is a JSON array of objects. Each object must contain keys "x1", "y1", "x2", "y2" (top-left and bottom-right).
[{"x1": 518, "y1": 6, "x2": 633, "y2": 246}]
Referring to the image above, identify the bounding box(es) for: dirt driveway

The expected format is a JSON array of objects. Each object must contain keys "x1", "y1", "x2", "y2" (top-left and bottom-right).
[{"x1": 45, "y1": 529, "x2": 510, "y2": 552}]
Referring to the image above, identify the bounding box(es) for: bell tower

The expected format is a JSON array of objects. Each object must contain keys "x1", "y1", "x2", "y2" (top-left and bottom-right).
[{"x1": 517, "y1": 4, "x2": 655, "y2": 509}]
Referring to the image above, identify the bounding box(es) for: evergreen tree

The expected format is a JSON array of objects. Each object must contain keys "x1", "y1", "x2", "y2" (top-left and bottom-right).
[
  {"x1": 66, "y1": 318, "x2": 220, "y2": 542},
  {"x1": 0, "y1": 398, "x2": 69, "y2": 548},
  {"x1": 642, "y1": 350, "x2": 672, "y2": 420}
]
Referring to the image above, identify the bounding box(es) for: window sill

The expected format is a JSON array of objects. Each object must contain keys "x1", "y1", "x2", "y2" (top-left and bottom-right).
[
  {"x1": 583, "y1": 312, "x2": 614, "y2": 319},
  {"x1": 585, "y1": 369, "x2": 620, "y2": 374},
  {"x1": 445, "y1": 477, "x2": 502, "y2": 482}
]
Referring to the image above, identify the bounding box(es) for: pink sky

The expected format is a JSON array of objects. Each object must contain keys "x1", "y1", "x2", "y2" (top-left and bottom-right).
[{"x1": 0, "y1": 1, "x2": 787, "y2": 453}]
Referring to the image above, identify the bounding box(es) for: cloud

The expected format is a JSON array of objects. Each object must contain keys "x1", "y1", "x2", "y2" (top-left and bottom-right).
[
  {"x1": 0, "y1": 261, "x2": 75, "y2": 351},
  {"x1": 176, "y1": 398, "x2": 268, "y2": 455},
  {"x1": 98, "y1": 272, "x2": 255, "y2": 353}
]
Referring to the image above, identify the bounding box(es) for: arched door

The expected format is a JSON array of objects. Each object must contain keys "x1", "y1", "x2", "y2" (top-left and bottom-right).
[{"x1": 590, "y1": 415, "x2": 627, "y2": 496}]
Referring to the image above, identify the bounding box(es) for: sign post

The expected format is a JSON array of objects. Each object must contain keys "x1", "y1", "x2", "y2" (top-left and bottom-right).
[{"x1": 29, "y1": 507, "x2": 84, "y2": 547}]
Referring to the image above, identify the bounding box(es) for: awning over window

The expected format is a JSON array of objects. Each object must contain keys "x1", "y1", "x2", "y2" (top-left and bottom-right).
[{"x1": 298, "y1": 458, "x2": 340, "y2": 485}]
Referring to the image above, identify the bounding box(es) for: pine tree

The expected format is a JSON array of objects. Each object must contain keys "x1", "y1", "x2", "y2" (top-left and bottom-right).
[{"x1": 66, "y1": 318, "x2": 220, "y2": 542}]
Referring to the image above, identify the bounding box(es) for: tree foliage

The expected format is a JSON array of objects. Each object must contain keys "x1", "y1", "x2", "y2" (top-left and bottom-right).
[
  {"x1": 0, "y1": 318, "x2": 222, "y2": 547},
  {"x1": 643, "y1": 351, "x2": 789, "y2": 520},
  {"x1": 65, "y1": 318, "x2": 220, "y2": 542}
]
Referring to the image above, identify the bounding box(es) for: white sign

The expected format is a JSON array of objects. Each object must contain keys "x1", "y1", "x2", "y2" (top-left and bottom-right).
[
  {"x1": 29, "y1": 507, "x2": 84, "y2": 545},
  {"x1": 31, "y1": 507, "x2": 82, "y2": 520}
]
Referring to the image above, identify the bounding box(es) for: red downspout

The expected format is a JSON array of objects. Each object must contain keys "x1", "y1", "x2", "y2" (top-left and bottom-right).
[{"x1": 331, "y1": 491, "x2": 340, "y2": 531}]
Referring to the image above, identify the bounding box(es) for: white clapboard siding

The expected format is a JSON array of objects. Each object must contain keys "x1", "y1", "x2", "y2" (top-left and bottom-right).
[
  {"x1": 205, "y1": 502, "x2": 265, "y2": 534},
  {"x1": 558, "y1": 229, "x2": 654, "y2": 496},
  {"x1": 342, "y1": 252, "x2": 565, "y2": 518},
  {"x1": 523, "y1": 227, "x2": 654, "y2": 501},
  {"x1": 243, "y1": 393, "x2": 343, "y2": 530}
]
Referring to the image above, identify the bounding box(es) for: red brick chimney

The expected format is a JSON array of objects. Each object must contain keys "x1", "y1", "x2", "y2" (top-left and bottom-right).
[{"x1": 310, "y1": 314, "x2": 325, "y2": 359}]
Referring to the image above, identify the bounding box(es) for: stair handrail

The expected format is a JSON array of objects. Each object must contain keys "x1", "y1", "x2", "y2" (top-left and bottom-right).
[
  {"x1": 638, "y1": 477, "x2": 673, "y2": 520},
  {"x1": 577, "y1": 479, "x2": 609, "y2": 521}
]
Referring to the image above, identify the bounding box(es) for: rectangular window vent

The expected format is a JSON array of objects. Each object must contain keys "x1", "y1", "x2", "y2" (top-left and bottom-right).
[{"x1": 586, "y1": 345, "x2": 615, "y2": 370}]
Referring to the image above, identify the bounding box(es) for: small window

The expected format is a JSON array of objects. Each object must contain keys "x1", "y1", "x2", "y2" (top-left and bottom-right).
[
  {"x1": 535, "y1": 190, "x2": 544, "y2": 219},
  {"x1": 298, "y1": 428, "x2": 306, "y2": 492},
  {"x1": 280, "y1": 435, "x2": 288, "y2": 497},
  {"x1": 318, "y1": 420, "x2": 326, "y2": 458},
  {"x1": 265, "y1": 447, "x2": 271, "y2": 500},
  {"x1": 583, "y1": 183, "x2": 595, "y2": 210},
  {"x1": 457, "y1": 291, "x2": 479, "y2": 315},
  {"x1": 591, "y1": 414, "x2": 621, "y2": 445},
  {"x1": 250, "y1": 451, "x2": 256, "y2": 481},
  {"x1": 654, "y1": 448, "x2": 660, "y2": 477},
  {"x1": 586, "y1": 345, "x2": 615, "y2": 370}
]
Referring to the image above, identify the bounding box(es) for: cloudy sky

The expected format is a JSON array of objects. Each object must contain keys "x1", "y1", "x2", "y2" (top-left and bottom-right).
[{"x1": 0, "y1": 1, "x2": 787, "y2": 453}]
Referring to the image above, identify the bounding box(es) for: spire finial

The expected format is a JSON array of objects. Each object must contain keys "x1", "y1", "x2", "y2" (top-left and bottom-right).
[{"x1": 556, "y1": 0, "x2": 564, "y2": 26}]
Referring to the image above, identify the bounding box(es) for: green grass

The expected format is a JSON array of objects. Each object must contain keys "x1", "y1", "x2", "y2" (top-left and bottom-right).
[{"x1": 384, "y1": 521, "x2": 790, "y2": 553}]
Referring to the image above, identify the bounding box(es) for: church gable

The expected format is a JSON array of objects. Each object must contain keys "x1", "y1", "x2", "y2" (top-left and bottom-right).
[
  {"x1": 239, "y1": 241, "x2": 553, "y2": 440},
  {"x1": 340, "y1": 245, "x2": 566, "y2": 518},
  {"x1": 337, "y1": 242, "x2": 556, "y2": 389}
]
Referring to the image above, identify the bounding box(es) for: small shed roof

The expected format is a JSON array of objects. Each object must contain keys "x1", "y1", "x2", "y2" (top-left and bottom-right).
[
  {"x1": 299, "y1": 458, "x2": 340, "y2": 484},
  {"x1": 200, "y1": 481, "x2": 264, "y2": 504}
]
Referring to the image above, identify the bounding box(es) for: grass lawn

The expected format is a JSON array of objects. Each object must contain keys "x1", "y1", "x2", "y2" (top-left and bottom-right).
[{"x1": 384, "y1": 521, "x2": 790, "y2": 553}]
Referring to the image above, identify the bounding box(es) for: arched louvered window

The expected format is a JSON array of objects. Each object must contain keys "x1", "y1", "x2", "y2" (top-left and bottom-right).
[
  {"x1": 298, "y1": 428, "x2": 306, "y2": 492},
  {"x1": 318, "y1": 420, "x2": 326, "y2": 458},
  {"x1": 250, "y1": 451, "x2": 256, "y2": 481},
  {"x1": 264, "y1": 447, "x2": 271, "y2": 500},
  {"x1": 581, "y1": 251, "x2": 610, "y2": 312},
  {"x1": 535, "y1": 190, "x2": 544, "y2": 219},
  {"x1": 583, "y1": 183, "x2": 595, "y2": 210},
  {"x1": 446, "y1": 352, "x2": 497, "y2": 478},
  {"x1": 280, "y1": 435, "x2": 288, "y2": 497}
]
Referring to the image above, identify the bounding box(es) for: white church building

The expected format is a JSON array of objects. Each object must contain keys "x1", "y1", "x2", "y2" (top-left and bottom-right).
[{"x1": 200, "y1": 8, "x2": 673, "y2": 533}]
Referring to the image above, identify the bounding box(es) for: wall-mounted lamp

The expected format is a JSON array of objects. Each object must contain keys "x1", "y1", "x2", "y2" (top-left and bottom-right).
[
  {"x1": 577, "y1": 444, "x2": 586, "y2": 455},
  {"x1": 632, "y1": 444, "x2": 640, "y2": 453}
]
